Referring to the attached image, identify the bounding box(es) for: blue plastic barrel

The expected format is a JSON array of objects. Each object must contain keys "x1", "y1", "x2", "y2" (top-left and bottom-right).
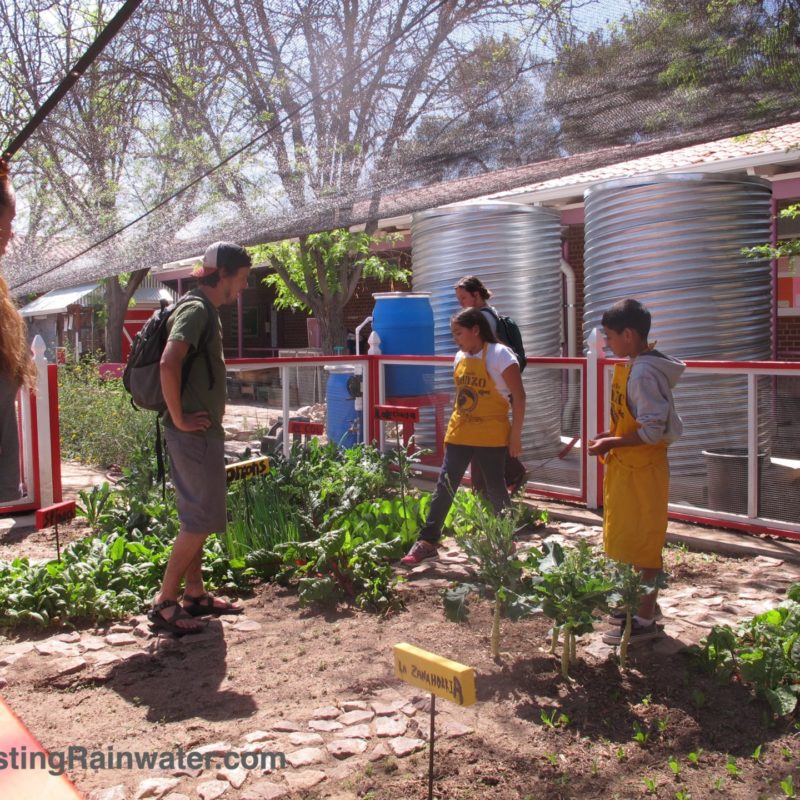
[
  {"x1": 325, "y1": 367, "x2": 361, "y2": 448},
  {"x1": 372, "y1": 292, "x2": 435, "y2": 396}
]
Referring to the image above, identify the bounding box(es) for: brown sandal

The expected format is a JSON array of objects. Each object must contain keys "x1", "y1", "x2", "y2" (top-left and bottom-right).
[
  {"x1": 182, "y1": 593, "x2": 244, "y2": 617},
  {"x1": 147, "y1": 600, "x2": 206, "y2": 635}
]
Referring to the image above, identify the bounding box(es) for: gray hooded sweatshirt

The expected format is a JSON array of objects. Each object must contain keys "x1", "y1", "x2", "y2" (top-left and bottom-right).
[{"x1": 626, "y1": 349, "x2": 686, "y2": 446}]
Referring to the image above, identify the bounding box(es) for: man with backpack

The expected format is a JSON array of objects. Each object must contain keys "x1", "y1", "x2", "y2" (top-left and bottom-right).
[
  {"x1": 148, "y1": 241, "x2": 251, "y2": 635},
  {"x1": 454, "y1": 275, "x2": 528, "y2": 496}
]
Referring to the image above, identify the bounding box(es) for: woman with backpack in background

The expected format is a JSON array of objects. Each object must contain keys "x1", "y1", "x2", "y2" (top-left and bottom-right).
[
  {"x1": 0, "y1": 159, "x2": 37, "y2": 501},
  {"x1": 454, "y1": 275, "x2": 528, "y2": 496},
  {"x1": 401, "y1": 307, "x2": 525, "y2": 565}
]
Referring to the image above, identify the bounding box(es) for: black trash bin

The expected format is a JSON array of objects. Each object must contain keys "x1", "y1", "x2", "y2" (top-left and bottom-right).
[{"x1": 702, "y1": 447, "x2": 766, "y2": 515}]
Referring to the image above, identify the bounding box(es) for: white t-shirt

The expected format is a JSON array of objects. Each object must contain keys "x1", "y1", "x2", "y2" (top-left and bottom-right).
[{"x1": 453, "y1": 342, "x2": 518, "y2": 399}]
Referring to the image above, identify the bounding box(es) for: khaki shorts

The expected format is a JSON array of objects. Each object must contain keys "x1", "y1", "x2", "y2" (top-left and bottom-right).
[{"x1": 165, "y1": 427, "x2": 227, "y2": 534}]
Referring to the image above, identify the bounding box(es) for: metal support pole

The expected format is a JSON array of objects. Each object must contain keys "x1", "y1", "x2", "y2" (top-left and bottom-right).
[
  {"x1": 428, "y1": 692, "x2": 436, "y2": 800},
  {"x1": 747, "y1": 373, "x2": 759, "y2": 518}
]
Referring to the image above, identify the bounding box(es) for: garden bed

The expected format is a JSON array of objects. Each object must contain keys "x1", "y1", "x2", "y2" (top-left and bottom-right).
[{"x1": 1, "y1": 528, "x2": 799, "y2": 800}]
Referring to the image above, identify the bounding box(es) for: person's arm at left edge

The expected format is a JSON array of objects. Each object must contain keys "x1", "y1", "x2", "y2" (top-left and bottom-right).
[{"x1": 502, "y1": 362, "x2": 525, "y2": 458}]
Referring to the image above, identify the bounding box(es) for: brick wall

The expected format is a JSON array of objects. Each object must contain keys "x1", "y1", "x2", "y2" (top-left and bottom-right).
[
  {"x1": 564, "y1": 225, "x2": 586, "y2": 352},
  {"x1": 778, "y1": 317, "x2": 800, "y2": 359}
]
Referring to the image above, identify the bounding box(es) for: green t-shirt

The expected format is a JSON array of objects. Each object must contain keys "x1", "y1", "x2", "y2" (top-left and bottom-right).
[{"x1": 163, "y1": 290, "x2": 227, "y2": 437}]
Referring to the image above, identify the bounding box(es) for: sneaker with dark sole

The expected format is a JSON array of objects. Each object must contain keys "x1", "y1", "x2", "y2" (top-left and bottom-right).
[
  {"x1": 400, "y1": 540, "x2": 439, "y2": 567},
  {"x1": 602, "y1": 619, "x2": 663, "y2": 646},
  {"x1": 605, "y1": 604, "x2": 663, "y2": 626}
]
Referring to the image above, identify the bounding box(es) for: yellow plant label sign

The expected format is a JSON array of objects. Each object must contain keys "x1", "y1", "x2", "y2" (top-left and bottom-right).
[
  {"x1": 226, "y1": 456, "x2": 270, "y2": 484},
  {"x1": 393, "y1": 643, "x2": 476, "y2": 706}
]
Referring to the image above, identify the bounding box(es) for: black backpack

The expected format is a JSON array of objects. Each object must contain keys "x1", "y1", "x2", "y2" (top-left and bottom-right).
[
  {"x1": 482, "y1": 307, "x2": 527, "y2": 372},
  {"x1": 123, "y1": 293, "x2": 215, "y2": 412},
  {"x1": 122, "y1": 293, "x2": 216, "y2": 495}
]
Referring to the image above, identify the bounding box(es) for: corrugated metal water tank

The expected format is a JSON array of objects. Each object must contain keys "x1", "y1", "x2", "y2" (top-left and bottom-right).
[
  {"x1": 411, "y1": 202, "x2": 564, "y2": 456},
  {"x1": 583, "y1": 173, "x2": 773, "y2": 505}
]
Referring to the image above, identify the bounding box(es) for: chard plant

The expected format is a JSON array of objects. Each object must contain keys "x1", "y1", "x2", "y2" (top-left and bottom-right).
[
  {"x1": 527, "y1": 541, "x2": 615, "y2": 680},
  {"x1": 690, "y1": 582, "x2": 800, "y2": 716},
  {"x1": 441, "y1": 491, "x2": 541, "y2": 659},
  {"x1": 76, "y1": 482, "x2": 115, "y2": 531},
  {"x1": 606, "y1": 561, "x2": 667, "y2": 669}
]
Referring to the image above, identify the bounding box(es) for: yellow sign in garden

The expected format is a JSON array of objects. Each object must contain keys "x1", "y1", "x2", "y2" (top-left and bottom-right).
[
  {"x1": 225, "y1": 456, "x2": 270, "y2": 484},
  {"x1": 393, "y1": 643, "x2": 476, "y2": 706}
]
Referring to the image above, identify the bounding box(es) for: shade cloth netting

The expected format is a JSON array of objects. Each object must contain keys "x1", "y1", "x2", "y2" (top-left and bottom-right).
[{"x1": 1, "y1": 0, "x2": 798, "y2": 296}]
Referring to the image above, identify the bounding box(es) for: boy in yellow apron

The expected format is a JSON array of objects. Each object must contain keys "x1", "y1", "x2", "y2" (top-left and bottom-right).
[
  {"x1": 401, "y1": 307, "x2": 525, "y2": 566},
  {"x1": 588, "y1": 299, "x2": 684, "y2": 644}
]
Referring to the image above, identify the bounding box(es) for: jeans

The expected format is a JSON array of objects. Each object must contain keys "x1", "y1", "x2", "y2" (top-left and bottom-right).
[{"x1": 418, "y1": 443, "x2": 509, "y2": 545}]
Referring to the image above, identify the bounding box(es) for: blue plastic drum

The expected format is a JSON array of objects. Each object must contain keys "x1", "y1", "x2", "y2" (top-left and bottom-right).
[
  {"x1": 372, "y1": 292, "x2": 435, "y2": 396},
  {"x1": 325, "y1": 367, "x2": 361, "y2": 448}
]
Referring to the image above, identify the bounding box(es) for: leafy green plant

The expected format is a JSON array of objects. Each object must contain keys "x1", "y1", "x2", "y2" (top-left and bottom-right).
[
  {"x1": 76, "y1": 482, "x2": 115, "y2": 530},
  {"x1": 690, "y1": 583, "x2": 800, "y2": 716},
  {"x1": 605, "y1": 561, "x2": 667, "y2": 669},
  {"x1": 632, "y1": 721, "x2": 650, "y2": 746},
  {"x1": 58, "y1": 355, "x2": 156, "y2": 469},
  {"x1": 725, "y1": 756, "x2": 741, "y2": 780},
  {"x1": 781, "y1": 774, "x2": 797, "y2": 798},
  {"x1": 751, "y1": 744, "x2": 763, "y2": 763},
  {"x1": 668, "y1": 755, "x2": 681, "y2": 778},
  {"x1": 442, "y1": 493, "x2": 541, "y2": 658},
  {"x1": 687, "y1": 749, "x2": 702, "y2": 767},
  {"x1": 526, "y1": 540, "x2": 614, "y2": 679},
  {"x1": 540, "y1": 708, "x2": 570, "y2": 729}
]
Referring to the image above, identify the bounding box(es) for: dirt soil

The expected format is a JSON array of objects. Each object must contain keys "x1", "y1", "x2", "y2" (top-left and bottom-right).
[{"x1": 2, "y1": 515, "x2": 800, "y2": 800}]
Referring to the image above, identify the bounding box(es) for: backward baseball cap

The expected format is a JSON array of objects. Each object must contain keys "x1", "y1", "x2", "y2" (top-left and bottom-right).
[{"x1": 202, "y1": 241, "x2": 251, "y2": 272}]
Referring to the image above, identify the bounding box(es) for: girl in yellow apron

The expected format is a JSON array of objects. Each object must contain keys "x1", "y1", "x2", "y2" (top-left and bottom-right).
[
  {"x1": 588, "y1": 299, "x2": 684, "y2": 643},
  {"x1": 401, "y1": 308, "x2": 525, "y2": 565}
]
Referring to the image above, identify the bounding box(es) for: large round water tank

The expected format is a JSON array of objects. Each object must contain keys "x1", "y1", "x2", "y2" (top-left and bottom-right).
[
  {"x1": 582, "y1": 173, "x2": 773, "y2": 505},
  {"x1": 411, "y1": 202, "x2": 564, "y2": 457}
]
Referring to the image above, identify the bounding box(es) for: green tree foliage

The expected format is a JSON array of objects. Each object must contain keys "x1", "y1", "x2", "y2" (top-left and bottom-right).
[
  {"x1": 743, "y1": 203, "x2": 800, "y2": 260},
  {"x1": 545, "y1": 0, "x2": 800, "y2": 150},
  {"x1": 406, "y1": 35, "x2": 561, "y2": 180},
  {"x1": 250, "y1": 229, "x2": 409, "y2": 352}
]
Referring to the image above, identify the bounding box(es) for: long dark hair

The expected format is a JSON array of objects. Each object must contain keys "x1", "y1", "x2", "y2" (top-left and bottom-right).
[
  {"x1": 454, "y1": 275, "x2": 491, "y2": 300},
  {"x1": 452, "y1": 307, "x2": 498, "y2": 344}
]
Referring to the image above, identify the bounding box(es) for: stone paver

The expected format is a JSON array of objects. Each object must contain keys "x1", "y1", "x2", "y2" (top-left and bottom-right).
[
  {"x1": 283, "y1": 770, "x2": 327, "y2": 792},
  {"x1": 197, "y1": 780, "x2": 229, "y2": 800},
  {"x1": 287, "y1": 732, "x2": 324, "y2": 747},
  {"x1": 374, "y1": 715, "x2": 407, "y2": 737},
  {"x1": 327, "y1": 738, "x2": 368, "y2": 759},
  {"x1": 387, "y1": 736, "x2": 426, "y2": 758},
  {"x1": 308, "y1": 719, "x2": 343, "y2": 732},
  {"x1": 239, "y1": 781, "x2": 288, "y2": 800},
  {"x1": 337, "y1": 709, "x2": 373, "y2": 726},
  {"x1": 286, "y1": 747, "x2": 327, "y2": 768}
]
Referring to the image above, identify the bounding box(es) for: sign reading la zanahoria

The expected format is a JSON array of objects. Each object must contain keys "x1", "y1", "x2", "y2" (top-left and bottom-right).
[
  {"x1": 225, "y1": 456, "x2": 270, "y2": 484},
  {"x1": 393, "y1": 643, "x2": 476, "y2": 706}
]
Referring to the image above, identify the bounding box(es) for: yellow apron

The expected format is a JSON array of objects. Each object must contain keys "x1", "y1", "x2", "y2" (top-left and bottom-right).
[
  {"x1": 445, "y1": 345, "x2": 510, "y2": 447},
  {"x1": 603, "y1": 361, "x2": 669, "y2": 570}
]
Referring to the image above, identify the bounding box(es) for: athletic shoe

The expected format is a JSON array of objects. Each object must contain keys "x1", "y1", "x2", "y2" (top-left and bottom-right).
[
  {"x1": 400, "y1": 540, "x2": 439, "y2": 566},
  {"x1": 605, "y1": 603, "x2": 663, "y2": 626},
  {"x1": 602, "y1": 619, "x2": 663, "y2": 646}
]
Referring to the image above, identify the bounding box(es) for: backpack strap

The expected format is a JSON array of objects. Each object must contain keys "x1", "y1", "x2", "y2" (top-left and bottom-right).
[{"x1": 174, "y1": 293, "x2": 216, "y2": 393}]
